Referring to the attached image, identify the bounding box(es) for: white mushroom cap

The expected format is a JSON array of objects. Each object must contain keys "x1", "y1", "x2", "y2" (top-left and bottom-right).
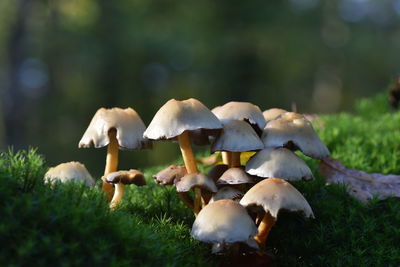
[
  {"x1": 261, "y1": 112, "x2": 330, "y2": 159},
  {"x1": 245, "y1": 147, "x2": 314, "y2": 181},
  {"x1": 240, "y1": 178, "x2": 314, "y2": 219},
  {"x1": 79, "y1": 107, "x2": 151, "y2": 150},
  {"x1": 191, "y1": 200, "x2": 258, "y2": 245},
  {"x1": 263, "y1": 108, "x2": 287, "y2": 122},
  {"x1": 175, "y1": 173, "x2": 218, "y2": 193},
  {"x1": 212, "y1": 102, "x2": 266, "y2": 131},
  {"x1": 143, "y1": 98, "x2": 222, "y2": 140},
  {"x1": 209, "y1": 187, "x2": 244, "y2": 203},
  {"x1": 207, "y1": 164, "x2": 229, "y2": 182},
  {"x1": 217, "y1": 167, "x2": 256, "y2": 185},
  {"x1": 44, "y1": 161, "x2": 95, "y2": 186},
  {"x1": 211, "y1": 120, "x2": 264, "y2": 153}
]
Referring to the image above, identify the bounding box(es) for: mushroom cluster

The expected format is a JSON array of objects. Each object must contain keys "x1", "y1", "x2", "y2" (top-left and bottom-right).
[{"x1": 44, "y1": 98, "x2": 329, "y2": 257}]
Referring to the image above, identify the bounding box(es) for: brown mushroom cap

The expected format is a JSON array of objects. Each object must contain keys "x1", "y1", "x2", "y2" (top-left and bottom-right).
[
  {"x1": 261, "y1": 112, "x2": 330, "y2": 159},
  {"x1": 191, "y1": 199, "x2": 258, "y2": 245},
  {"x1": 217, "y1": 167, "x2": 256, "y2": 185},
  {"x1": 79, "y1": 107, "x2": 152, "y2": 150},
  {"x1": 245, "y1": 147, "x2": 314, "y2": 181},
  {"x1": 209, "y1": 187, "x2": 244, "y2": 203},
  {"x1": 175, "y1": 173, "x2": 217, "y2": 193},
  {"x1": 211, "y1": 120, "x2": 264, "y2": 153},
  {"x1": 212, "y1": 102, "x2": 266, "y2": 131},
  {"x1": 152, "y1": 165, "x2": 187, "y2": 185},
  {"x1": 240, "y1": 178, "x2": 314, "y2": 219},
  {"x1": 45, "y1": 161, "x2": 95, "y2": 186},
  {"x1": 105, "y1": 169, "x2": 146, "y2": 186},
  {"x1": 143, "y1": 98, "x2": 222, "y2": 141},
  {"x1": 263, "y1": 108, "x2": 287, "y2": 122},
  {"x1": 207, "y1": 164, "x2": 229, "y2": 182}
]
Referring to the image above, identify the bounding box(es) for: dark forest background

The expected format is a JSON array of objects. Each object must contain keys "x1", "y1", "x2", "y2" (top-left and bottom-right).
[{"x1": 1, "y1": 0, "x2": 400, "y2": 176}]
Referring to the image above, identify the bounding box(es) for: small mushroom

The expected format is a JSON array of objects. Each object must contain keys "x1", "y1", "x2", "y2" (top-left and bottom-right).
[
  {"x1": 79, "y1": 107, "x2": 151, "y2": 200},
  {"x1": 261, "y1": 112, "x2": 330, "y2": 159},
  {"x1": 263, "y1": 108, "x2": 287, "y2": 123},
  {"x1": 245, "y1": 147, "x2": 314, "y2": 181},
  {"x1": 191, "y1": 199, "x2": 258, "y2": 254},
  {"x1": 104, "y1": 169, "x2": 146, "y2": 209},
  {"x1": 211, "y1": 120, "x2": 264, "y2": 167},
  {"x1": 176, "y1": 173, "x2": 218, "y2": 207},
  {"x1": 207, "y1": 164, "x2": 229, "y2": 182},
  {"x1": 240, "y1": 178, "x2": 314, "y2": 246},
  {"x1": 216, "y1": 167, "x2": 256, "y2": 186},
  {"x1": 44, "y1": 161, "x2": 95, "y2": 187},
  {"x1": 152, "y1": 165, "x2": 187, "y2": 185},
  {"x1": 209, "y1": 187, "x2": 244, "y2": 203},
  {"x1": 144, "y1": 98, "x2": 222, "y2": 215}
]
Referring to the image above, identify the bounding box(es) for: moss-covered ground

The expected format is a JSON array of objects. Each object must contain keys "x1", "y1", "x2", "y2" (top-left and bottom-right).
[{"x1": 1, "y1": 94, "x2": 400, "y2": 266}]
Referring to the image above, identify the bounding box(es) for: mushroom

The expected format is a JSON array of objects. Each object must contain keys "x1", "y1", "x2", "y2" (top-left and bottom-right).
[
  {"x1": 104, "y1": 169, "x2": 146, "y2": 209},
  {"x1": 211, "y1": 120, "x2": 264, "y2": 168},
  {"x1": 263, "y1": 108, "x2": 287, "y2": 123},
  {"x1": 144, "y1": 98, "x2": 222, "y2": 215},
  {"x1": 79, "y1": 107, "x2": 151, "y2": 200},
  {"x1": 175, "y1": 173, "x2": 218, "y2": 207},
  {"x1": 261, "y1": 112, "x2": 330, "y2": 159},
  {"x1": 240, "y1": 178, "x2": 314, "y2": 246},
  {"x1": 152, "y1": 165, "x2": 187, "y2": 185},
  {"x1": 191, "y1": 199, "x2": 258, "y2": 254},
  {"x1": 44, "y1": 161, "x2": 95, "y2": 186},
  {"x1": 212, "y1": 102, "x2": 266, "y2": 165},
  {"x1": 216, "y1": 167, "x2": 256, "y2": 193},
  {"x1": 245, "y1": 147, "x2": 314, "y2": 181},
  {"x1": 207, "y1": 164, "x2": 229, "y2": 182},
  {"x1": 209, "y1": 187, "x2": 244, "y2": 203}
]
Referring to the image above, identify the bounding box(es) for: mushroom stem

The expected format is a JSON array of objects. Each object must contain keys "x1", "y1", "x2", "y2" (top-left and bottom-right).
[
  {"x1": 254, "y1": 212, "x2": 276, "y2": 247},
  {"x1": 222, "y1": 152, "x2": 230, "y2": 165},
  {"x1": 230, "y1": 152, "x2": 241, "y2": 167},
  {"x1": 178, "y1": 192, "x2": 194, "y2": 209},
  {"x1": 177, "y1": 131, "x2": 202, "y2": 215},
  {"x1": 109, "y1": 183, "x2": 124, "y2": 209},
  {"x1": 104, "y1": 129, "x2": 119, "y2": 201}
]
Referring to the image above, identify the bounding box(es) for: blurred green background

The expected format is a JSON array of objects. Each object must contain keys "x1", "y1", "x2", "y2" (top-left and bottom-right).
[{"x1": 1, "y1": 0, "x2": 400, "y2": 177}]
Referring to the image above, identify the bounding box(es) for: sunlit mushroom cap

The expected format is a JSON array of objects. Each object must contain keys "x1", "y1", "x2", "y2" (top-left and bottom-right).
[
  {"x1": 191, "y1": 200, "x2": 258, "y2": 245},
  {"x1": 45, "y1": 161, "x2": 95, "y2": 186},
  {"x1": 211, "y1": 120, "x2": 264, "y2": 153},
  {"x1": 143, "y1": 98, "x2": 222, "y2": 140},
  {"x1": 175, "y1": 173, "x2": 217, "y2": 193},
  {"x1": 152, "y1": 165, "x2": 187, "y2": 185},
  {"x1": 212, "y1": 102, "x2": 266, "y2": 131},
  {"x1": 104, "y1": 169, "x2": 146, "y2": 186},
  {"x1": 245, "y1": 147, "x2": 314, "y2": 181},
  {"x1": 217, "y1": 167, "x2": 256, "y2": 185},
  {"x1": 263, "y1": 108, "x2": 287, "y2": 122},
  {"x1": 261, "y1": 112, "x2": 330, "y2": 159},
  {"x1": 209, "y1": 187, "x2": 244, "y2": 203},
  {"x1": 240, "y1": 178, "x2": 314, "y2": 219},
  {"x1": 207, "y1": 164, "x2": 229, "y2": 182},
  {"x1": 79, "y1": 107, "x2": 152, "y2": 150}
]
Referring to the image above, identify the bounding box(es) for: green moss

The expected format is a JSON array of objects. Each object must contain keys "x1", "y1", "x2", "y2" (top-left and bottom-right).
[{"x1": 1, "y1": 94, "x2": 400, "y2": 266}]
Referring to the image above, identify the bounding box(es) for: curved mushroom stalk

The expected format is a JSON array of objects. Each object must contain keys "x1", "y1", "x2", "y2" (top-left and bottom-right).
[
  {"x1": 254, "y1": 212, "x2": 276, "y2": 247},
  {"x1": 103, "y1": 129, "x2": 119, "y2": 201},
  {"x1": 105, "y1": 169, "x2": 146, "y2": 210}
]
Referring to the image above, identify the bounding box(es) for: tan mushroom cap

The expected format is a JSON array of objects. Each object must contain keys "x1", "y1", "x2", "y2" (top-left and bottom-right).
[
  {"x1": 175, "y1": 173, "x2": 217, "y2": 193},
  {"x1": 79, "y1": 107, "x2": 152, "y2": 150},
  {"x1": 191, "y1": 200, "x2": 258, "y2": 245},
  {"x1": 212, "y1": 102, "x2": 266, "y2": 131},
  {"x1": 261, "y1": 112, "x2": 330, "y2": 159},
  {"x1": 207, "y1": 164, "x2": 229, "y2": 182},
  {"x1": 45, "y1": 161, "x2": 95, "y2": 186},
  {"x1": 143, "y1": 98, "x2": 222, "y2": 140},
  {"x1": 211, "y1": 120, "x2": 264, "y2": 153},
  {"x1": 245, "y1": 147, "x2": 314, "y2": 181},
  {"x1": 263, "y1": 108, "x2": 287, "y2": 122},
  {"x1": 209, "y1": 187, "x2": 244, "y2": 203},
  {"x1": 217, "y1": 167, "x2": 256, "y2": 185},
  {"x1": 240, "y1": 178, "x2": 314, "y2": 219},
  {"x1": 104, "y1": 169, "x2": 146, "y2": 186},
  {"x1": 152, "y1": 165, "x2": 187, "y2": 185}
]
